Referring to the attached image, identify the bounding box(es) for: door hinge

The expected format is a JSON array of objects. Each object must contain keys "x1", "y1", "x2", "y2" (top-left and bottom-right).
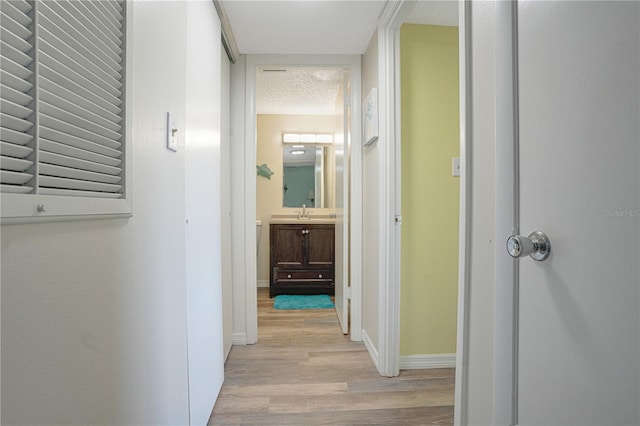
[
  {"x1": 346, "y1": 286, "x2": 352, "y2": 299},
  {"x1": 394, "y1": 215, "x2": 402, "y2": 225}
]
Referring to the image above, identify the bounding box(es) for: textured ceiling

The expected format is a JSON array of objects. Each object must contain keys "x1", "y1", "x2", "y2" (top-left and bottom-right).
[{"x1": 257, "y1": 67, "x2": 344, "y2": 115}]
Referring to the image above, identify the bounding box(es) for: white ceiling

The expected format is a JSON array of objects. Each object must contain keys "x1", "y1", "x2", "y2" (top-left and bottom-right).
[
  {"x1": 220, "y1": 0, "x2": 458, "y2": 115},
  {"x1": 220, "y1": 1, "x2": 387, "y2": 55},
  {"x1": 405, "y1": 1, "x2": 458, "y2": 27}
]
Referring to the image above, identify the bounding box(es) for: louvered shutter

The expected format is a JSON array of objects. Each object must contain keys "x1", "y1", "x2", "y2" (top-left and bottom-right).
[
  {"x1": 37, "y1": 0, "x2": 125, "y2": 198},
  {"x1": 0, "y1": 0, "x2": 35, "y2": 194},
  {"x1": 1, "y1": 0, "x2": 125, "y2": 200}
]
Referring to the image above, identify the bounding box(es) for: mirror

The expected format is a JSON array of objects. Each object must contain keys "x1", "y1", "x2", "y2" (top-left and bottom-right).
[{"x1": 283, "y1": 145, "x2": 335, "y2": 208}]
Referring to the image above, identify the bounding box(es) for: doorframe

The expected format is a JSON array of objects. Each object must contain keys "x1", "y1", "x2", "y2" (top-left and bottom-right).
[
  {"x1": 493, "y1": 2, "x2": 519, "y2": 424},
  {"x1": 378, "y1": 0, "x2": 472, "y2": 421},
  {"x1": 240, "y1": 54, "x2": 363, "y2": 344},
  {"x1": 376, "y1": 0, "x2": 408, "y2": 379},
  {"x1": 454, "y1": 2, "x2": 472, "y2": 424}
]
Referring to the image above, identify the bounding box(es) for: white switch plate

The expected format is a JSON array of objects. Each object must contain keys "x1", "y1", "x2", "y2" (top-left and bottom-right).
[
  {"x1": 452, "y1": 157, "x2": 460, "y2": 177},
  {"x1": 167, "y1": 112, "x2": 177, "y2": 152}
]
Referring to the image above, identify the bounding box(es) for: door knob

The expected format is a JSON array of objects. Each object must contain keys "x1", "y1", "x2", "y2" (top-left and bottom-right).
[{"x1": 506, "y1": 231, "x2": 551, "y2": 261}]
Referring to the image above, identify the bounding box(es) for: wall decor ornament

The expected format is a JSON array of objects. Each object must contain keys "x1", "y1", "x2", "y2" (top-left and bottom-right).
[
  {"x1": 257, "y1": 163, "x2": 274, "y2": 180},
  {"x1": 363, "y1": 87, "x2": 378, "y2": 146}
]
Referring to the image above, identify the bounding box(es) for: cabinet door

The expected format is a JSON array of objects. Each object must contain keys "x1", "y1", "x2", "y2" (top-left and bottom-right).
[
  {"x1": 307, "y1": 225, "x2": 335, "y2": 267},
  {"x1": 271, "y1": 224, "x2": 305, "y2": 267}
]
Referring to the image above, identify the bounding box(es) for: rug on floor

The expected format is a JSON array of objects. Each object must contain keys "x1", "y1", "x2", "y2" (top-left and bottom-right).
[{"x1": 273, "y1": 294, "x2": 335, "y2": 310}]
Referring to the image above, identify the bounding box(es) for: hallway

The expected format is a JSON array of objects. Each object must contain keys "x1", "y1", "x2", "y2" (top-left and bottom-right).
[{"x1": 209, "y1": 289, "x2": 454, "y2": 425}]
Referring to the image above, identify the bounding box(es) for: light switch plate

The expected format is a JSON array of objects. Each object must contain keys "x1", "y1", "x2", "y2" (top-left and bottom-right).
[
  {"x1": 167, "y1": 112, "x2": 177, "y2": 152},
  {"x1": 452, "y1": 157, "x2": 460, "y2": 177}
]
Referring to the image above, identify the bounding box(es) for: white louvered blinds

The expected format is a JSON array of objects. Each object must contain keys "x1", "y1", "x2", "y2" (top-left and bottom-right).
[
  {"x1": 1, "y1": 0, "x2": 128, "y2": 219},
  {"x1": 1, "y1": 0, "x2": 35, "y2": 194}
]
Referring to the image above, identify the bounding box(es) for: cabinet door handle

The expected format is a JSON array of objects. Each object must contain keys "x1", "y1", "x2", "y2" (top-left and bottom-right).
[
  {"x1": 319, "y1": 274, "x2": 323, "y2": 278},
  {"x1": 287, "y1": 274, "x2": 292, "y2": 279}
]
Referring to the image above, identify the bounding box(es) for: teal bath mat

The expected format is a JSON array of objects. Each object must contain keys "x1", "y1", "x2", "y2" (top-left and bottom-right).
[{"x1": 273, "y1": 294, "x2": 335, "y2": 310}]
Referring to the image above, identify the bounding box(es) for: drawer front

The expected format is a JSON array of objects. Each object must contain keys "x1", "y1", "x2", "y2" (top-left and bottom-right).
[{"x1": 276, "y1": 269, "x2": 334, "y2": 281}]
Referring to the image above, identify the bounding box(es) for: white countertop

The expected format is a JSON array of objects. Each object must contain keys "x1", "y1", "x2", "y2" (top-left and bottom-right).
[{"x1": 269, "y1": 214, "x2": 336, "y2": 225}]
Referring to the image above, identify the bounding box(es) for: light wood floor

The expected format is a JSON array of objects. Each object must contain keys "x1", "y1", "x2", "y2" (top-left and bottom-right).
[{"x1": 209, "y1": 288, "x2": 454, "y2": 425}]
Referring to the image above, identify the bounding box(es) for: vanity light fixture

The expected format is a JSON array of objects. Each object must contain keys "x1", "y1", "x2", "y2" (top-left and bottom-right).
[
  {"x1": 282, "y1": 133, "x2": 333, "y2": 144},
  {"x1": 316, "y1": 134, "x2": 333, "y2": 143},
  {"x1": 283, "y1": 133, "x2": 301, "y2": 143},
  {"x1": 300, "y1": 134, "x2": 317, "y2": 143}
]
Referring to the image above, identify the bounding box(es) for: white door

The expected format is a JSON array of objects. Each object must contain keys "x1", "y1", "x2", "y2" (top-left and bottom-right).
[
  {"x1": 514, "y1": 2, "x2": 639, "y2": 425},
  {"x1": 184, "y1": 2, "x2": 224, "y2": 423},
  {"x1": 334, "y1": 72, "x2": 350, "y2": 334}
]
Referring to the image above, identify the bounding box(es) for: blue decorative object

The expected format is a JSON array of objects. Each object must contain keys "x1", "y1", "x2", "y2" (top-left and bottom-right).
[{"x1": 273, "y1": 294, "x2": 335, "y2": 310}]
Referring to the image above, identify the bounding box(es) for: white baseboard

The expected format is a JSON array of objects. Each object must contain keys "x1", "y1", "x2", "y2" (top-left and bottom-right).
[
  {"x1": 400, "y1": 353, "x2": 456, "y2": 369},
  {"x1": 361, "y1": 329, "x2": 379, "y2": 371},
  {"x1": 257, "y1": 280, "x2": 269, "y2": 288},
  {"x1": 232, "y1": 332, "x2": 247, "y2": 345}
]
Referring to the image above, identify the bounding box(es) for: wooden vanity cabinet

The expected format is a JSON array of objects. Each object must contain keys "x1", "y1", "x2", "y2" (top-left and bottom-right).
[{"x1": 270, "y1": 223, "x2": 335, "y2": 297}]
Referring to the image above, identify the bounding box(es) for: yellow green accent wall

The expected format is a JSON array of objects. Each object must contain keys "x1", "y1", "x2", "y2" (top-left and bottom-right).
[{"x1": 400, "y1": 24, "x2": 459, "y2": 356}]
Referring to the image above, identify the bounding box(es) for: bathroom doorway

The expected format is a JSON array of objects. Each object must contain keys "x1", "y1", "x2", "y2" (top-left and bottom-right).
[
  {"x1": 374, "y1": 0, "x2": 463, "y2": 380},
  {"x1": 398, "y1": 8, "x2": 461, "y2": 369},
  {"x1": 255, "y1": 66, "x2": 350, "y2": 335}
]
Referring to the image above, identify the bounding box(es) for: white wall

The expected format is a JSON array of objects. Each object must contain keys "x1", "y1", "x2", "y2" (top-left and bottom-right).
[
  {"x1": 1, "y1": 2, "x2": 225, "y2": 424},
  {"x1": 361, "y1": 30, "x2": 380, "y2": 356},
  {"x1": 184, "y1": 1, "x2": 225, "y2": 424},
  {"x1": 230, "y1": 55, "x2": 252, "y2": 345},
  {"x1": 220, "y1": 25, "x2": 234, "y2": 361}
]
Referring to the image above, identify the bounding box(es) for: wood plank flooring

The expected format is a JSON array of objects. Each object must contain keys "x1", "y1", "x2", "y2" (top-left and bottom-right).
[{"x1": 209, "y1": 288, "x2": 454, "y2": 425}]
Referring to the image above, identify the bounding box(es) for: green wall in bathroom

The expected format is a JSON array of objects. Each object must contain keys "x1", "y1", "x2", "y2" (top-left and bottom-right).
[{"x1": 400, "y1": 24, "x2": 459, "y2": 356}]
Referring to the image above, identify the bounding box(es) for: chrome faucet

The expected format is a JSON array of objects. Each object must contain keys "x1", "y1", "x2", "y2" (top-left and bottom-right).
[{"x1": 296, "y1": 204, "x2": 311, "y2": 219}]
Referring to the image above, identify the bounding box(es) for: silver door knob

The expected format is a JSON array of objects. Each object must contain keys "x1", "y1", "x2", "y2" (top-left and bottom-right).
[{"x1": 506, "y1": 231, "x2": 551, "y2": 261}]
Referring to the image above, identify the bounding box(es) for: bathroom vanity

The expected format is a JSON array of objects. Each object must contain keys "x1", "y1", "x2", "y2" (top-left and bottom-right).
[{"x1": 269, "y1": 220, "x2": 335, "y2": 297}]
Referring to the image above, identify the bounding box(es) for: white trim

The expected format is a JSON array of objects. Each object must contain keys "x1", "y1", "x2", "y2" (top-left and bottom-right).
[
  {"x1": 493, "y1": 3, "x2": 519, "y2": 425},
  {"x1": 361, "y1": 329, "x2": 379, "y2": 371},
  {"x1": 213, "y1": 1, "x2": 239, "y2": 63},
  {"x1": 230, "y1": 55, "x2": 250, "y2": 346},
  {"x1": 400, "y1": 354, "x2": 457, "y2": 370},
  {"x1": 232, "y1": 333, "x2": 247, "y2": 346},
  {"x1": 349, "y1": 62, "x2": 364, "y2": 343},
  {"x1": 244, "y1": 57, "x2": 258, "y2": 345},
  {"x1": 243, "y1": 55, "x2": 363, "y2": 345},
  {"x1": 454, "y1": 2, "x2": 472, "y2": 426},
  {"x1": 257, "y1": 280, "x2": 269, "y2": 288},
  {"x1": 376, "y1": 0, "x2": 413, "y2": 379}
]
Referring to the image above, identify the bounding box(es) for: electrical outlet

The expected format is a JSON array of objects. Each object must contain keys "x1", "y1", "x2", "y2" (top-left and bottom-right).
[{"x1": 452, "y1": 157, "x2": 460, "y2": 177}]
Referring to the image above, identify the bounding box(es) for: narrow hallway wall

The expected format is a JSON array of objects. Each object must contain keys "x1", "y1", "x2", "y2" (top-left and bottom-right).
[
  {"x1": 361, "y1": 28, "x2": 380, "y2": 355},
  {"x1": 400, "y1": 24, "x2": 459, "y2": 360},
  {"x1": 1, "y1": 2, "x2": 226, "y2": 423}
]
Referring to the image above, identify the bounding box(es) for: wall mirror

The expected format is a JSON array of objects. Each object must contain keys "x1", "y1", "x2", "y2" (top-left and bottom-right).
[{"x1": 282, "y1": 143, "x2": 335, "y2": 208}]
